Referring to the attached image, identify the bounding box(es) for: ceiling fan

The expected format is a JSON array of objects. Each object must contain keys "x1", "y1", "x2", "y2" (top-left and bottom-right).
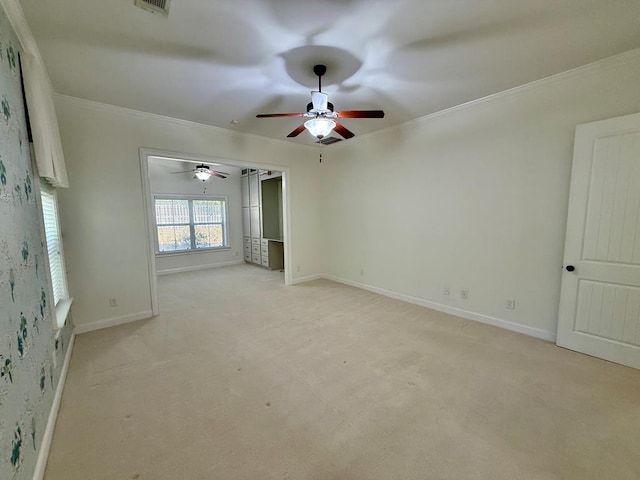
[
  {"x1": 256, "y1": 64, "x2": 384, "y2": 141},
  {"x1": 170, "y1": 164, "x2": 230, "y2": 181}
]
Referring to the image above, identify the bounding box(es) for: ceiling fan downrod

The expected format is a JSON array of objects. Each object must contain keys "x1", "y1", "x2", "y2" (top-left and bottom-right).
[{"x1": 313, "y1": 64, "x2": 327, "y2": 92}]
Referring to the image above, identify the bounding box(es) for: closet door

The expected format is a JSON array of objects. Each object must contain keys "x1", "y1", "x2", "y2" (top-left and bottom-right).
[
  {"x1": 250, "y1": 206, "x2": 261, "y2": 239},
  {"x1": 241, "y1": 175, "x2": 250, "y2": 207},
  {"x1": 242, "y1": 207, "x2": 250, "y2": 236},
  {"x1": 249, "y1": 172, "x2": 260, "y2": 207}
]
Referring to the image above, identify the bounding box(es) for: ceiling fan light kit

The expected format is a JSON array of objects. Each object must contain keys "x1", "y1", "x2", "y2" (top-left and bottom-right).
[
  {"x1": 256, "y1": 64, "x2": 384, "y2": 142},
  {"x1": 304, "y1": 118, "x2": 336, "y2": 139},
  {"x1": 194, "y1": 168, "x2": 211, "y2": 181}
]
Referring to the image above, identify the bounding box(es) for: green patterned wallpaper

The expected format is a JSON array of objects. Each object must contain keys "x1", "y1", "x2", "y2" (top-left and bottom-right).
[{"x1": 0, "y1": 8, "x2": 72, "y2": 480}]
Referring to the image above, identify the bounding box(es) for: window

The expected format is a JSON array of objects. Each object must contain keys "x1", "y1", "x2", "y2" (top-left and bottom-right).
[
  {"x1": 154, "y1": 196, "x2": 228, "y2": 253},
  {"x1": 40, "y1": 181, "x2": 71, "y2": 328}
]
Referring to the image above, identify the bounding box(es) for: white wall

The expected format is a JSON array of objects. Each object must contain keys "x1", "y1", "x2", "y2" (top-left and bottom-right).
[
  {"x1": 321, "y1": 50, "x2": 640, "y2": 339},
  {"x1": 54, "y1": 50, "x2": 640, "y2": 339},
  {"x1": 54, "y1": 96, "x2": 322, "y2": 328},
  {"x1": 148, "y1": 158, "x2": 243, "y2": 274}
]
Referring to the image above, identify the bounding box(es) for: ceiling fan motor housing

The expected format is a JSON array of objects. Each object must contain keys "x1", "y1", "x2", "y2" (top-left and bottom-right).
[{"x1": 307, "y1": 101, "x2": 334, "y2": 113}]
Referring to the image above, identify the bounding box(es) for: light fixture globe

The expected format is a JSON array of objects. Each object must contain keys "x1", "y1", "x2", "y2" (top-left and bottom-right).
[
  {"x1": 194, "y1": 168, "x2": 211, "y2": 181},
  {"x1": 304, "y1": 117, "x2": 336, "y2": 139}
]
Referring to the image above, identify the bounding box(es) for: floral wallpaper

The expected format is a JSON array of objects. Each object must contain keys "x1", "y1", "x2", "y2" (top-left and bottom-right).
[{"x1": 0, "y1": 8, "x2": 72, "y2": 480}]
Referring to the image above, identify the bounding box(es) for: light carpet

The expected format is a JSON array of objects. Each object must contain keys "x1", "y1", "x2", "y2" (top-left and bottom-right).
[{"x1": 44, "y1": 265, "x2": 640, "y2": 479}]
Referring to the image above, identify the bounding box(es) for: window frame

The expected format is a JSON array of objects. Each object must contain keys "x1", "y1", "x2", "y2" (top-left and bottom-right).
[{"x1": 153, "y1": 194, "x2": 229, "y2": 255}]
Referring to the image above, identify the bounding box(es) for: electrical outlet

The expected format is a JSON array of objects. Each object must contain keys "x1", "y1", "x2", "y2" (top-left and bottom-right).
[
  {"x1": 460, "y1": 289, "x2": 469, "y2": 300},
  {"x1": 506, "y1": 299, "x2": 516, "y2": 310},
  {"x1": 443, "y1": 287, "x2": 450, "y2": 297},
  {"x1": 359, "y1": 269, "x2": 364, "y2": 276},
  {"x1": 109, "y1": 298, "x2": 117, "y2": 307}
]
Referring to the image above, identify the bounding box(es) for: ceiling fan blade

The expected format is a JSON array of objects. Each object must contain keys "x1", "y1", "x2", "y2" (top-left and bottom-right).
[
  {"x1": 213, "y1": 173, "x2": 227, "y2": 179},
  {"x1": 170, "y1": 170, "x2": 193, "y2": 174},
  {"x1": 287, "y1": 123, "x2": 307, "y2": 138},
  {"x1": 336, "y1": 110, "x2": 385, "y2": 119},
  {"x1": 333, "y1": 121, "x2": 355, "y2": 139},
  {"x1": 213, "y1": 171, "x2": 230, "y2": 176},
  {"x1": 256, "y1": 113, "x2": 304, "y2": 118}
]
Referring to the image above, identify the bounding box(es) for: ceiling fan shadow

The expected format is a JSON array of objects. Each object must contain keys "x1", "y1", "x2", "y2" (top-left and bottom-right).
[
  {"x1": 264, "y1": 0, "x2": 361, "y2": 38},
  {"x1": 54, "y1": 20, "x2": 271, "y2": 66},
  {"x1": 279, "y1": 45, "x2": 363, "y2": 88},
  {"x1": 381, "y1": 7, "x2": 575, "y2": 83}
]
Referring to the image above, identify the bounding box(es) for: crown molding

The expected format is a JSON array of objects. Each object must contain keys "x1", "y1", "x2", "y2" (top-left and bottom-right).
[
  {"x1": 53, "y1": 93, "x2": 316, "y2": 154},
  {"x1": 0, "y1": 0, "x2": 53, "y2": 88},
  {"x1": 335, "y1": 47, "x2": 640, "y2": 147},
  {"x1": 0, "y1": 0, "x2": 38, "y2": 55}
]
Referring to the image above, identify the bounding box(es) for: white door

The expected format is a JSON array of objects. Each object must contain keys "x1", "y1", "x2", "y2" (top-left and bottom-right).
[{"x1": 557, "y1": 112, "x2": 640, "y2": 369}]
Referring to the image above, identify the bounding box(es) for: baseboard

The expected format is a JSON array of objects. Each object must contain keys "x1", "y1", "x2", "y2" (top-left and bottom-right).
[
  {"x1": 74, "y1": 310, "x2": 154, "y2": 334},
  {"x1": 156, "y1": 260, "x2": 244, "y2": 276},
  {"x1": 32, "y1": 331, "x2": 76, "y2": 480},
  {"x1": 323, "y1": 275, "x2": 556, "y2": 342},
  {"x1": 289, "y1": 274, "x2": 324, "y2": 285}
]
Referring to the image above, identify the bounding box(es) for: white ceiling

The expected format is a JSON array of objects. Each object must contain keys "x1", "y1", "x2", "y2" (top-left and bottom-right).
[{"x1": 20, "y1": 0, "x2": 640, "y2": 145}]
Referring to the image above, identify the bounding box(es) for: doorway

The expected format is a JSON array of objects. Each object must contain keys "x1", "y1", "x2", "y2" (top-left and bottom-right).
[{"x1": 139, "y1": 148, "x2": 293, "y2": 316}]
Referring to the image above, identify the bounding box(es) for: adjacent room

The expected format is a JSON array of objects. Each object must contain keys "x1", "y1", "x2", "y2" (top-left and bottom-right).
[
  {"x1": 1, "y1": 1, "x2": 639, "y2": 479},
  {"x1": 144, "y1": 154, "x2": 287, "y2": 307}
]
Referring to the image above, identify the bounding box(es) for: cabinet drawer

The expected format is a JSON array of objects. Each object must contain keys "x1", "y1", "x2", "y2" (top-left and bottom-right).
[
  {"x1": 243, "y1": 236, "x2": 251, "y2": 245},
  {"x1": 244, "y1": 252, "x2": 251, "y2": 262},
  {"x1": 261, "y1": 246, "x2": 268, "y2": 256},
  {"x1": 261, "y1": 256, "x2": 269, "y2": 267},
  {"x1": 261, "y1": 238, "x2": 269, "y2": 247},
  {"x1": 243, "y1": 244, "x2": 251, "y2": 254},
  {"x1": 251, "y1": 244, "x2": 260, "y2": 254},
  {"x1": 252, "y1": 254, "x2": 261, "y2": 264},
  {"x1": 251, "y1": 237, "x2": 260, "y2": 246}
]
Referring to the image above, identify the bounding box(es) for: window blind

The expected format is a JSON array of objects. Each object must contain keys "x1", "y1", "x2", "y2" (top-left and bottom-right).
[{"x1": 40, "y1": 183, "x2": 66, "y2": 305}]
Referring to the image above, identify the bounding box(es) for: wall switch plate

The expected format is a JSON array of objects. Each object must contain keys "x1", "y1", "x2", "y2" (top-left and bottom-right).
[
  {"x1": 443, "y1": 287, "x2": 450, "y2": 297},
  {"x1": 460, "y1": 289, "x2": 469, "y2": 300},
  {"x1": 109, "y1": 298, "x2": 117, "y2": 307},
  {"x1": 506, "y1": 299, "x2": 516, "y2": 310}
]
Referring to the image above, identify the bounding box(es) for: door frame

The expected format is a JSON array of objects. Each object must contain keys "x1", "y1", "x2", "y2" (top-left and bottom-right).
[{"x1": 139, "y1": 147, "x2": 293, "y2": 316}]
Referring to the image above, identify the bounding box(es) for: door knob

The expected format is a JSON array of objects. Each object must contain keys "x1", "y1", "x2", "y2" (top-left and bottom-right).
[{"x1": 565, "y1": 265, "x2": 575, "y2": 272}]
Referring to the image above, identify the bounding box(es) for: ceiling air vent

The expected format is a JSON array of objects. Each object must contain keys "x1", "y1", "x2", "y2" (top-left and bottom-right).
[
  {"x1": 316, "y1": 136, "x2": 343, "y2": 146},
  {"x1": 134, "y1": 0, "x2": 171, "y2": 16}
]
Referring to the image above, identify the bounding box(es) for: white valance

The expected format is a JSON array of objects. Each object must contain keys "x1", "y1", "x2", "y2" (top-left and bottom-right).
[{"x1": 22, "y1": 53, "x2": 69, "y2": 188}]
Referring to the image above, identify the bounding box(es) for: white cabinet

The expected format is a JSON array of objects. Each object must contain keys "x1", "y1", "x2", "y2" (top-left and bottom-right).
[
  {"x1": 242, "y1": 169, "x2": 262, "y2": 265},
  {"x1": 241, "y1": 169, "x2": 284, "y2": 270}
]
